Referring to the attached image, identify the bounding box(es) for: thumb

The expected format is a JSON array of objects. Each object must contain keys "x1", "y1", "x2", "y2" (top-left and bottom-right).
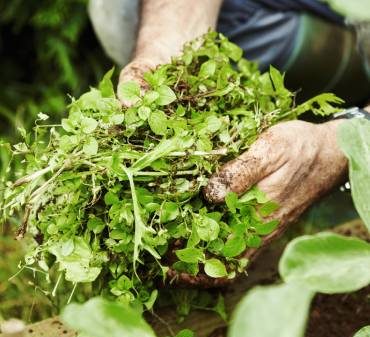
[
  {"x1": 117, "y1": 58, "x2": 156, "y2": 105},
  {"x1": 203, "y1": 133, "x2": 286, "y2": 203}
]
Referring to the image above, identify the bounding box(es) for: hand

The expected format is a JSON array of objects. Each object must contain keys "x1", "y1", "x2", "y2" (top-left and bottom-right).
[
  {"x1": 204, "y1": 120, "x2": 348, "y2": 232},
  {"x1": 168, "y1": 120, "x2": 348, "y2": 288}
]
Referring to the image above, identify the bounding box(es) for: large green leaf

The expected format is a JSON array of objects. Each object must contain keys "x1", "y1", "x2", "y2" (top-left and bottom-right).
[
  {"x1": 279, "y1": 233, "x2": 370, "y2": 293},
  {"x1": 338, "y1": 119, "x2": 370, "y2": 231},
  {"x1": 61, "y1": 297, "x2": 156, "y2": 337},
  {"x1": 228, "y1": 283, "x2": 313, "y2": 337},
  {"x1": 322, "y1": 0, "x2": 370, "y2": 20},
  {"x1": 354, "y1": 326, "x2": 370, "y2": 337},
  {"x1": 48, "y1": 237, "x2": 103, "y2": 283}
]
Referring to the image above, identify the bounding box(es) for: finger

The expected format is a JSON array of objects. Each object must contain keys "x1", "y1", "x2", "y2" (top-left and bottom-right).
[
  {"x1": 204, "y1": 131, "x2": 287, "y2": 203},
  {"x1": 119, "y1": 62, "x2": 151, "y2": 87},
  {"x1": 118, "y1": 60, "x2": 154, "y2": 105}
]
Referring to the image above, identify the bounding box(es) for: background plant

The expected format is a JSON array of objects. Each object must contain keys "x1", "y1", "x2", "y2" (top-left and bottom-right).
[{"x1": 0, "y1": 0, "x2": 110, "y2": 321}]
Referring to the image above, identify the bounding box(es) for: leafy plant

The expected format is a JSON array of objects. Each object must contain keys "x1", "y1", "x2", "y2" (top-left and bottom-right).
[{"x1": 0, "y1": 32, "x2": 341, "y2": 311}]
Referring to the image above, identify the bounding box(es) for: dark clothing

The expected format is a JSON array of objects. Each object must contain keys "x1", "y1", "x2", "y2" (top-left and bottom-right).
[
  {"x1": 255, "y1": 0, "x2": 343, "y2": 24},
  {"x1": 218, "y1": 0, "x2": 343, "y2": 70},
  {"x1": 217, "y1": 0, "x2": 370, "y2": 105}
]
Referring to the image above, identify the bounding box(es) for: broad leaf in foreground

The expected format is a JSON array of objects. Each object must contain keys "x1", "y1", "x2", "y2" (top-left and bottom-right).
[
  {"x1": 338, "y1": 119, "x2": 370, "y2": 231},
  {"x1": 229, "y1": 283, "x2": 313, "y2": 337},
  {"x1": 62, "y1": 297, "x2": 156, "y2": 337},
  {"x1": 354, "y1": 326, "x2": 370, "y2": 337},
  {"x1": 279, "y1": 233, "x2": 370, "y2": 293}
]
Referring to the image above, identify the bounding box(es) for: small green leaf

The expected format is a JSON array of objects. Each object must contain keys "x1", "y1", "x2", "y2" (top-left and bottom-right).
[
  {"x1": 118, "y1": 81, "x2": 141, "y2": 103},
  {"x1": 81, "y1": 117, "x2": 98, "y2": 134},
  {"x1": 109, "y1": 114, "x2": 124, "y2": 125},
  {"x1": 204, "y1": 115, "x2": 222, "y2": 133},
  {"x1": 199, "y1": 60, "x2": 216, "y2": 78},
  {"x1": 175, "y1": 329, "x2": 194, "y2": 337},
  {"x1": 225, "y1": 192, "x2": 239, "y2": 213},
  {"x1": 143, "y1": 91, "x2": 160, "y2": 104},
  {"x1": 138, "y1": 106, "x2": 151, "y2": 120},
  {"x1": 173, "y1": 261, "x2": 199, "y2": 276},
  {"x1": 99, "y1": 68, "x2": 115, "y2": 98},
  {"x1": 176, "y1": 247, "x2": 204, "y2": 263},
  {"x1": 104, "y1": 191, "x2": 120, "y2": 205},
  {"x1": 116, "y1": 275, "x2": 133, "y2": 291},
  {"x1": 222, "y1": 235, "x2": 246, "y2": 258},
  {"x1": 204, "y1": 258, "x2": 227, "y2": 278},
  {"x1": 87, "y1": 217, "x2": 105, "y2": 234},
  {"x1": 255, "y1": 220, "x2": 279, "y2": 235},
  {"x1": 156, "y1": 85, "x2": 176, "y2": 105},
  {"x1": 239, "y1": 187, "x2": 269, "y2": 204},
  {"x1": 148, "y1": 110, "x2": 167, "y2": 135},
  {"x1": 144, "y1": 289, "x2": 158, "y2": 310},
  {"x1": 83, "y1": 137, "x2": 98, "y2": 155},
  {"x1": 259, "y1": 201, "x2": 279, "y2": 217},
  {"x1": 221, "y1": 40, "x2": 243, "y2": 62},
  {"x1": 160, "y1": 201, "x2": 179, "y2": 223},
  {"x1": 247, "y1": 235, "x2": 262, "y2": 248},
  {"x1": 49, "y1": 238, "x2": 102, "y2": 283},
  {"x1": 62, "y1": 118, "x2": 75, "y2": 133},
  {"x1": 195, "y1": 215, "x2": 219, "y2": 242},
  {"x1": 37, "y1": 112, "x2": 49, "y2": 121}
]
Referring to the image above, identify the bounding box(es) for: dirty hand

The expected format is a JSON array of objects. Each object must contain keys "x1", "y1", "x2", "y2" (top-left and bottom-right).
[{"x1": 204, "y1": 120, "x2": 348, "y2": 231}]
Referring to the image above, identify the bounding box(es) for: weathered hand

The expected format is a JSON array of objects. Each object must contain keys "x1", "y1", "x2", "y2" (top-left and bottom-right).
[{"x1": 204, "y1": 120, "x2": 348, "y2": 230}]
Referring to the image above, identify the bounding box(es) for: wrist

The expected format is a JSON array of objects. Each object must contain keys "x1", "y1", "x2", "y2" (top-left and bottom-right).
[
  {"x1": 133, "y1": 40, "x2": 177, "y2": 66},
  {"x1": 133, "y1": 0, "x2": 222, "y2": 66},
  {"x1": 318, "y1": 120, "x2": 345, "y2": 148},
  {"x1": 317, "y1": 120, "x2": 348, "y2": 175}
]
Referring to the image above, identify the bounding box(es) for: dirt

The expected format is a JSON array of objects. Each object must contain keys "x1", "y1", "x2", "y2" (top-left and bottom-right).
[{"x1": 306, "y1": 286, "x2": 370, "y2": 337}]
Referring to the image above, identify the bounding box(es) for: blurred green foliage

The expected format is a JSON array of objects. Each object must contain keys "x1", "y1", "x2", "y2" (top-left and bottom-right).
[
  {"x1": 0, "y1": 0, "x2": 112, "y2": 321},
  {"x1": 0, "y1": 0, "x2": 111, "y2": 139}
]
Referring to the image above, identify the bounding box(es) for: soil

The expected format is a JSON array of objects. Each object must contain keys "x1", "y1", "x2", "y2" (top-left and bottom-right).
[{"x1": 306, "y1": 286, "x2": 370, "y2": 337}]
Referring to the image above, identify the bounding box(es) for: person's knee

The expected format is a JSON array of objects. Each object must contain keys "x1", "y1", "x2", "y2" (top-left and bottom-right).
[{"x1": 88, "y1": 0, "x2": 140, "y2": 66}]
